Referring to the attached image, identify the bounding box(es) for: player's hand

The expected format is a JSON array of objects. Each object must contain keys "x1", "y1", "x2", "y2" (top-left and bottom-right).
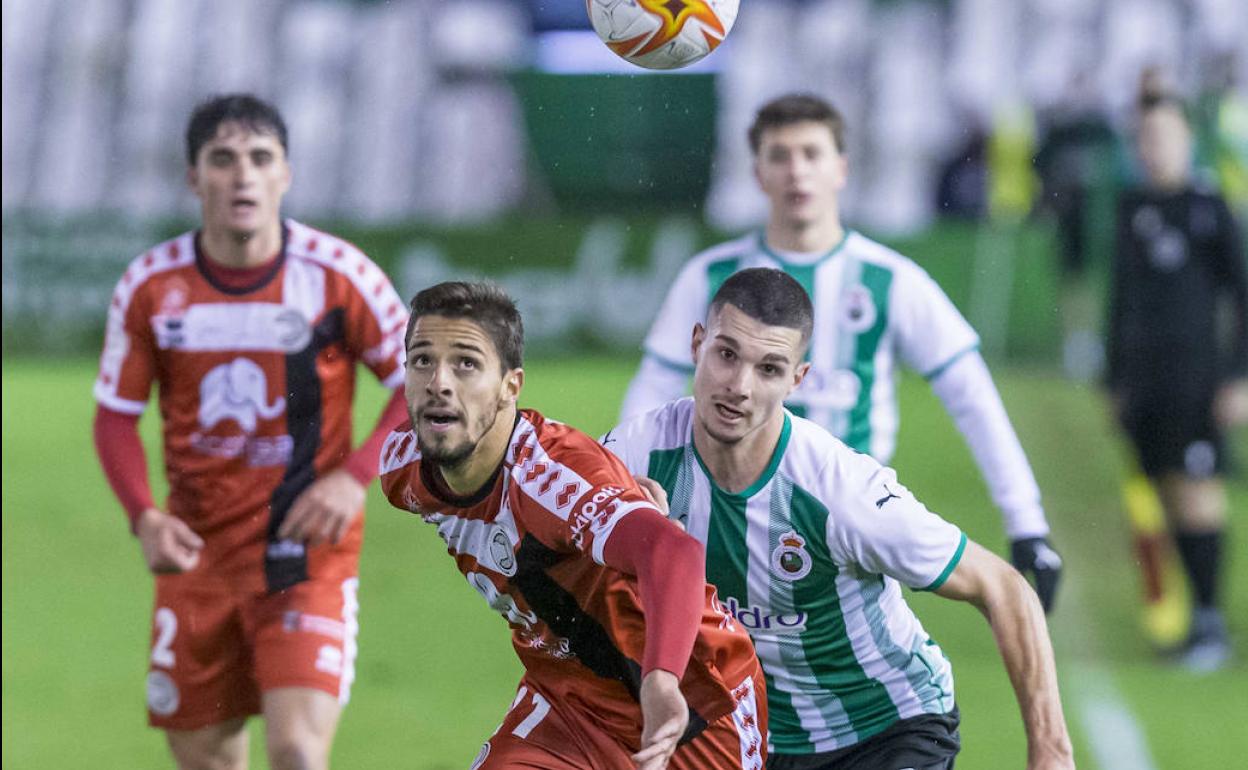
[
  {"x1": 136, "y1": 507, "x2": 204, "y2": 574},
  {"x1": 278, "y1": 469, "x2": 366, "y2": 546},
  {"x1": 634, "y1": 475, "x2": 670, "y2": 517},
  {"x1": 1214, "y1": 379, "x2": 1248, "y2": 428},
  {"x1": 1010, "y1": 537, "x2": 1062, "y2": 613},
  {"x1": 633, "y1": 669, "x2": 688, "y2": 770}
]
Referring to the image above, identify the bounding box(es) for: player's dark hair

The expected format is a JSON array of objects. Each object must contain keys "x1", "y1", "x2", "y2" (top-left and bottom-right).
[
  {"x1": 407, "y1": 281, "x2": 524, "y2": 372},
  {"x1": 748, "y1": 94, "x2": 846, "y2": 154},
  {"x1": 185, "y1": 94, "x2": 289, "y2": 165},
  {"x1": 709, "y1": 268, "x2": 814, "y2": 350}
]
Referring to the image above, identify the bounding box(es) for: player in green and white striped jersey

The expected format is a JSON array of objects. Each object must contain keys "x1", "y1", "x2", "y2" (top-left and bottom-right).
[
  {"x1": 605, "y1": 269, "x2": 1073, "y2": 769},
  {"x1": 621, "y1": 95, "x2": 1063, "y2": 612}
]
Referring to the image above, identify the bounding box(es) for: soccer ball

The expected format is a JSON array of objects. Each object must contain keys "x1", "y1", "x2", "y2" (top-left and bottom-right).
[{"x1": 586, "y1": 0, "x2": 739, "y2": 71}]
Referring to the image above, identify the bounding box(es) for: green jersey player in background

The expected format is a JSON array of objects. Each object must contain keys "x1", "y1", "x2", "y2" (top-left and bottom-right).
[
  {"x1": 621, "y1": 95, "x2": 1063, "y2": 611},
  {"x1": 605, "y1": 268, "x2": 1073, "y2": 770}
]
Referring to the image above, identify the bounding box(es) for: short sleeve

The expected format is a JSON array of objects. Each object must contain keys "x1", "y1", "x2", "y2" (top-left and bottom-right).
[
  {"x1": 342, "y1": 254, "x2": 408, "y2": 389},
  {"x1": 824, "y1": 453, "x2": 966, "y2": 591},
  {"x1": 891, "y1": 263, "x2": 980, "y2": 379},
  {"x1": 94, "y1": 277, "x2": 157, "y2": 414},
  {"x1": 641, "y1": 259, "x2": 708, "y2": 372}
]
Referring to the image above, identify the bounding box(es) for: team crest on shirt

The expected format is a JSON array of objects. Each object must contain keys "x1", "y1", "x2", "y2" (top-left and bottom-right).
[
  {"x1": 488, "y1": 524, "x2": 517, "y2": 576},
  {"x1": 771, "y1": 530, "x2": 812, "y2": 581},
  {"x1": 839, "y1": 285, "x2": 878, "y2": 333}
]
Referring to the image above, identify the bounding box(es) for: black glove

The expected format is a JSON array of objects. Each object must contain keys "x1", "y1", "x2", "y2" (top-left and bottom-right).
[{"x1": 1010, "y1": 537, "x2": 1062, "y2": 613}]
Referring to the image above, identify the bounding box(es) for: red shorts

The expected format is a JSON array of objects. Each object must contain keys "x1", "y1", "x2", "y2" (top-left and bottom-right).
[
  {"x1": 145, "y1": 574, "x2": 360, "y2": 730},
  {"x1": 470, "y1": 669, "x2": 767, "y2": 770}
]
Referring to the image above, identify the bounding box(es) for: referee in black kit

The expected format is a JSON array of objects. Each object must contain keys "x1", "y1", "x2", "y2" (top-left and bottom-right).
[{"x1": 1106, "y1": 91, "x2": 1248, "y2": 672}]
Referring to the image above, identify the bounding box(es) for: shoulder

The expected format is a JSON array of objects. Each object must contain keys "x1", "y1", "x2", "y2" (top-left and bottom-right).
[
  {"x1": 679, "y1": 233, "x2": 759, "y2": 275},
  {"x1": 285, "y1": 220, "x2": 389, "y2": 286},
  {"x1": 285, "y1": 219, "x2": 405, "y2": 319},
  {"x1": 607, "y1": 398, "x2": 694, "y2": 453},
  {"x1": 111, "y1": 231, "x2": 197, "y2": 309},
  {"x1": 844, "y1": 231, "x2": 932, "y2": 285},
  {"x1": 780, "y1": 414, "x2": 880, "y2": 502}
]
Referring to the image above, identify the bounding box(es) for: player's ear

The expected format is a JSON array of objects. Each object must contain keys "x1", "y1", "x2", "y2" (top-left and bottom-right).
[
  {"x1": 690, "y1": 323, "x2": 707, "y2": 364},
  {"x1": 791, "y1": 361, "x2": 812, "y2": 393},
  {"x1": 500, "y1": 367, "x2": 523, "y2": 406},
  {"x1": 186, "y1": 166, "x2": 199, "y2": 193}
]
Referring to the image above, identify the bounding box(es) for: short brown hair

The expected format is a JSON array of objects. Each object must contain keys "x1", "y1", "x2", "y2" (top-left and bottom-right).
[
  {"x1": 406, "y1": 282, "x2": 524, "y2": 371},
  {"x1": 748, "y1": 94, "x2": 846, "y2": 154}
]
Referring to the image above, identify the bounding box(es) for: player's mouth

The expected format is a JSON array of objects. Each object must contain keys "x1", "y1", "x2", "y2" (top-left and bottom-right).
[
  {"x1": 713, "y1": 402, "x2": 746, "y2": 422},
  {"x1": 786, "y1": 191, "x2": 812, "y2": 206},
  {"x1": 230, "y1": 197, "x2": 258, "y2": 214},
  {"x1": 420, "y1": 408, "x2": 462, "y2": 434}
]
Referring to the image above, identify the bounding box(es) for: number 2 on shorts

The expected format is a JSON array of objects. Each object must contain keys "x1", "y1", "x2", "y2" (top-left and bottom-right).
[{"x1": 151, "y1": 607, "x2": 177, "y2": 668}]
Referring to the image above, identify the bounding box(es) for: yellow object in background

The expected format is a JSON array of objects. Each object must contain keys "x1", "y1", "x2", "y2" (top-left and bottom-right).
[{"x1": 1121, "y1": 473, "x2": 1189, "y2": 647}]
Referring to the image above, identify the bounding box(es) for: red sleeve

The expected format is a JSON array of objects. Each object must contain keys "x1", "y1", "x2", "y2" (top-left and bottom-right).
[
  {"x1": 343, "y1": 388, "x2": 408, "y2": 485},
  {"x1": 601, "y1": 508, "x2": 706, "y2": 678},
  {"x1": 93, "y1": 405, "x2": 156, "y2": 533}
]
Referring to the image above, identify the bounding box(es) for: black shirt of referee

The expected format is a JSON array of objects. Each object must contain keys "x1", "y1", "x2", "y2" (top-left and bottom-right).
[{"x1": 1106, "y1": 182, "x2": 1248, "y2": 476}]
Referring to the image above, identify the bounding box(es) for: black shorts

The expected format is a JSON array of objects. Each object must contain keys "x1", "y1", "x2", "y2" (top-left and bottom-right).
[
  {"x1": 1121, "y1": 397, "x2": 1226, "y2": 479},
  {"x1": 767, "y1": 708, "x2": 961, "y2": 770}
]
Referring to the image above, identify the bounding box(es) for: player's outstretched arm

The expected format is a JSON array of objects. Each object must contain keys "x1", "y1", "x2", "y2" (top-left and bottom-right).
[
  {"x1": 929, "y1": 351, "x2": 1063, "y2": 611},
  {"x1": 935, "y1": 540, "x2": 1074, "y2": 770}
]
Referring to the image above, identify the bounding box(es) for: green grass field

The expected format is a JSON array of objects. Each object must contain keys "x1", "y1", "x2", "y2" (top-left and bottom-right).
[{"x1": 3, "y1": 356, "x2": 1245, "y2": 769}]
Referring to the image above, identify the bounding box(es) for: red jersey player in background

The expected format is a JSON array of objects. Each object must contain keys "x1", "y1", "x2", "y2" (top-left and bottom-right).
[
  {"x1": 92, "y1": 94, "x2": 409, "y2": 770},
  {"x1": 379, "y1": 282, "x2": 766, "y2": 770}
]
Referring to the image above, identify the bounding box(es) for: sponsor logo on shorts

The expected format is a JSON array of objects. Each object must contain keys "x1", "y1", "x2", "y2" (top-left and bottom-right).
[
  {"x1": 282, "y1": 611, "x2": 347, "y2": 641},
  {"x1": 722, "y1": 595, "x2": 807, "y2": 633},
  {"x1": 771, "y1": 530, "x2": 813, "y2": 581},
  {"x1": 146, "y1": 670, "x2": 180, "y2": 717},
  {"x1": 267, "y1": 539, "x2": 306, "y2": 560},
  {"x1": 315, "y1": 644, "x2": 344, "y2": 676}
]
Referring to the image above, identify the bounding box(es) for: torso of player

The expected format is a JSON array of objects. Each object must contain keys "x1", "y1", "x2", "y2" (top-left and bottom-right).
[
  {"x1": 607, "y1": 399, "x2": 959, "y2": 754},
  {"x1": 379, "y1": 409, "x2": 757, "y2": 727},
  {"x1": 1116, "y1": 187, "x2": 1234, "y2": 373},
  {"x1": 95, "y1": 220, "x2": 407, "y2": 585},
  {"x1": 646, "y1": 231, "x2": 978, "y2": 463}
]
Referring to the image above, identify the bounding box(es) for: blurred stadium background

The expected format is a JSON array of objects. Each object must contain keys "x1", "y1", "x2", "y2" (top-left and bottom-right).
[{"x1": 3, "y1": 0, "x2": 1246, "y2": 768}]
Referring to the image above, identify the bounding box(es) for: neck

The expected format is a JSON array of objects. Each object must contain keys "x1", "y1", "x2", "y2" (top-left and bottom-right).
[
  {"x1": 693, "y1": 412, "x2": 785, "y2": 495},
  {"x1": 200, "y1": 221, "x2": 283, "y2": 269},
  {"x1": 441, "y1": 404, "x2": 517, "y2": 496},
  {"x1": 765, "y1": 216, "x2": 844, "y2": 254}
]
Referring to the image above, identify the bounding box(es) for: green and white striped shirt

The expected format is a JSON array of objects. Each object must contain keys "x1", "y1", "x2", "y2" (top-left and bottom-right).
[
  {"x1": 605, "y1": 398, "x2": 966, "y2": 755},
  {"x1": 626, "y1": 230, "x2": 979, "y2": 463}
]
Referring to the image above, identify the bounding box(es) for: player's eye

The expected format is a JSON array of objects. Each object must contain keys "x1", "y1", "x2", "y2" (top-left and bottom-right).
[
  {"x1": 719, "y1": 347, "x2": 736, "y2": 361},
  {"x1": 410, "y1": 354, "x2": 431, "y2": 368},
  {"x1": 251, "y1": 151, "x2": 273, "y2": 166},
  {"x1": 207, "y1": 151, "x2": 234, "y2": 167},
  {"x1": 760, "y1": 364, "x2": 779, "y2": 376},
  {"x1": 459, "y1": 357, "x2": 478, "y2": 370}
]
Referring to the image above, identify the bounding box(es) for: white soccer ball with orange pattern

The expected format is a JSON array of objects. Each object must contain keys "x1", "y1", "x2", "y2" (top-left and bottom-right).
[{"x1": 586, "y1": 0, "x2": 739, "y2": 70}]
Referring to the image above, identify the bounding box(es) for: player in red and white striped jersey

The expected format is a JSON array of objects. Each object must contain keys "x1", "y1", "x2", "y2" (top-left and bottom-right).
[
  {"x1": 92, "y1": 94, "x2": 408, "y2": 769},
  {"x1": 380, "y1": 281, "x2": 766, "y2": 770}
]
